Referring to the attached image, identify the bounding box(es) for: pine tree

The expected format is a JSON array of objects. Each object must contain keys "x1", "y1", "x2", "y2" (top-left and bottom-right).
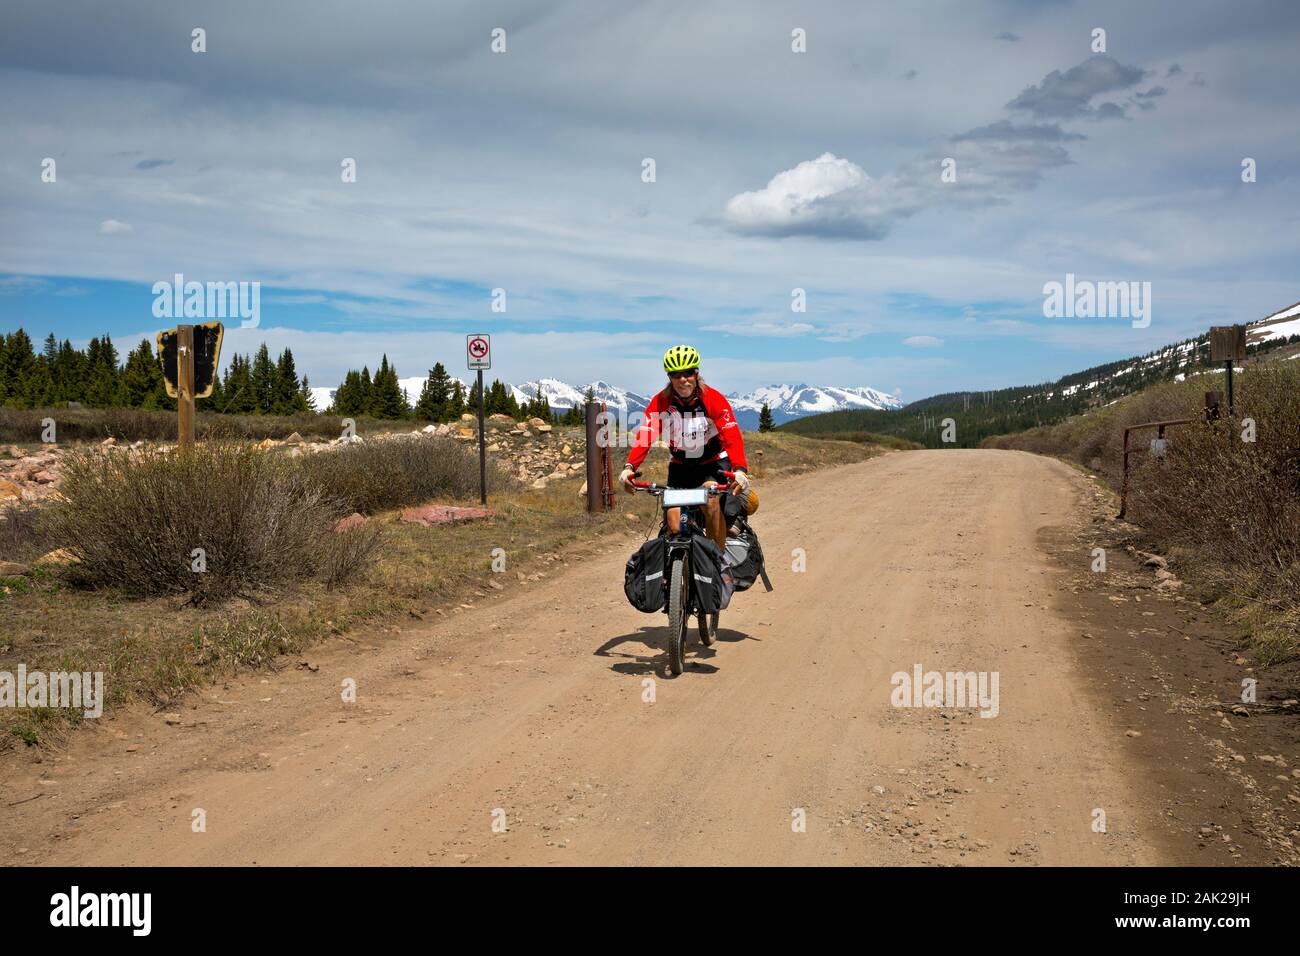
[
  {"x1": 84, "y1": 334, "x2": 121, "y2": 407},
  {"x1": 333, "y1": 370, "x2": 365, "y2": 416},
  {"x1": 222, "y1": 354, "x2": 257, "y2": 414},
  {"x1": 273, "y1": 348, "x2": 303, "y2": 415},
  {"x1": 250, "y1": 343, "x2": 277, "y2": 414},
  {"x1": 0, "y1": 329, "x2": 38, "y2": 407},
  {"x1": 414, "y1": 362, "x2": 451, "y2": 421},
  {"x1": 299, "y1": 376, "x2": 316, "y2": 412},
  {"x1": 120, "y1": 339, "x2": 169, "y2": 409},
  {"x1": 758, "y1": 402, "x2": 775, "y2": 432},
  {"x1": 447, "y1": 380, "x2": 466, "y2": 419},
  {"x1": 358, "y1": 367, "x2": 373, "y2": 414},
  {"x1": 53, "y1": 340, "x2": 85, "y2": 404},
  {"x1": 369, "y1": 355, "x2": 408, "y2": 419}
]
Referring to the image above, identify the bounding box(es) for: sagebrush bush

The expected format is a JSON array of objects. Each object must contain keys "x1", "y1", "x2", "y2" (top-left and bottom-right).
[
  {"x1": 46, "y1": 442, "x2": 344, "y2": 603},
  {"x1": 0, "y1": 500, "x2": 52, "y2": 563},
  {"x1": 298, "y1": 435, "x2": 509, "y2": 513}
]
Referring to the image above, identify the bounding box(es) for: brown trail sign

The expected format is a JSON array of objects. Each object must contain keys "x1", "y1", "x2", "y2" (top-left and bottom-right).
[{"x1": 157, "y1": 321, "x2": 224, "y2": 451}]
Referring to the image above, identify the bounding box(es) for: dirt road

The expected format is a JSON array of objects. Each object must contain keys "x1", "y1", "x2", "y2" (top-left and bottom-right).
[{"x1": 1, "y1": 450, "x2": 1217, "y2": 864}]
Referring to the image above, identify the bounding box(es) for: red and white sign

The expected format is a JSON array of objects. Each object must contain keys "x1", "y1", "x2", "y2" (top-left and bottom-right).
[{"x1": 466, "y1": 334, "x2": 491, "y2": 370}]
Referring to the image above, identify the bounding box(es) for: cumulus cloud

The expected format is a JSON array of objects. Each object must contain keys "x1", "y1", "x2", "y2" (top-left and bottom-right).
[
  {"x1": 722, "y1": 153, "x2": 890, "y2": 239},
  {"x1": 1006, "y1": 56, "x2": 1147, "y2": 120},
  {"x1": 98, "y1": 219, "x2": 133, "y2": 235},
  {"x1": 903, "y1": 335, "x2": 944, "y2": 347}
]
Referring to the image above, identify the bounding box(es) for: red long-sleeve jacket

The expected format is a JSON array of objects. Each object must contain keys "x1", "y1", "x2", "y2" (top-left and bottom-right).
[{"x1": 625, "y1": 383, "x2": 748, "y2": 472}]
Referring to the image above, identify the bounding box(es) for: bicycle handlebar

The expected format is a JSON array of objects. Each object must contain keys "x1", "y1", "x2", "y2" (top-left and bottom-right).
[{"x1": 629, "y1": 469, "x2": 735, "y2": 494}]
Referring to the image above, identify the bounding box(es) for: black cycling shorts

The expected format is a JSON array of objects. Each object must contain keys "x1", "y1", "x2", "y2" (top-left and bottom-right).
[{"x1": 666, "y1": 458, "x2": 731, "y2": 488}]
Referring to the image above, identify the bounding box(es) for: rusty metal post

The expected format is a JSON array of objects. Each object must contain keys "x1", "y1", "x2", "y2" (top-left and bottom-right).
[
  {"x1": 601, "y1": 403, "x2": 616, "y2": 511},
  {"x1": 584, "y1": 401, "x2": 601, "y2": 514},
  {"x1": 1119, "y1": 426, "x2": 1130, "y2": 519}
]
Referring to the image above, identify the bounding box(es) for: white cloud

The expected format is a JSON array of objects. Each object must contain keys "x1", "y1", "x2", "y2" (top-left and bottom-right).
[
  {"x1": 98, "y1": 219, "x2": 133, "y2": 235},
  {"x1": 723, "y1": 153, "x2": 875, "y2": 237},
  {"x1": 903, "y1": 335, "x2": 944, "y2": 347}
]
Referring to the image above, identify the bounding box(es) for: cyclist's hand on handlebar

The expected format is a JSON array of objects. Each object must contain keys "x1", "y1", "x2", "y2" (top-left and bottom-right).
[
  {"x1": 730, "y1": 469, "x2": 750, "y2": 494},
  {"x1": 619, "y1": 466, "x2": 637, "y2": 494}
]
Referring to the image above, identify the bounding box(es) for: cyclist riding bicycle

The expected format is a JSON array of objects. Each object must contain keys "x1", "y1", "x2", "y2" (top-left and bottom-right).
[{"x1": 619, "y1": 345, "x2": 753, "y2": 551}]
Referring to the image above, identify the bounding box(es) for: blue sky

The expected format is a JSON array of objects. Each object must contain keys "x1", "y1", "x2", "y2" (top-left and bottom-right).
[{"x1": 2, "y1": 1, "x2": 1298, "y2": 400}]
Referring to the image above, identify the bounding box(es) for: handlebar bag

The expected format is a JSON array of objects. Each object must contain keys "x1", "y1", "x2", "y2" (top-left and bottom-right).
[
  {"x1": 690, "y1": 533, "x2": 734, "y2": 613},
  {"x1": 624, "y1": 536, "x2": 667, "y2": 613}
]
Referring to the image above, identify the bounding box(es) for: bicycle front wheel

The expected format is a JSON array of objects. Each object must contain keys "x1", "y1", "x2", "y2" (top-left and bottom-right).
[{"x1": 666, "y1": 554, "x2": 688, "y2": 676}]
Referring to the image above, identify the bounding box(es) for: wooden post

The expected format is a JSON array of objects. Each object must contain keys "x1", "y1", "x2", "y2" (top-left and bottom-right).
[{"x1": 177, "y1": 324, "x2": 196, "y2": 453}]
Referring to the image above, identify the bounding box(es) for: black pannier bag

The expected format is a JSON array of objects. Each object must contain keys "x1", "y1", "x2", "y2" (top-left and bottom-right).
[
  {"x1": 624, "y1": 536, "x2": 667, "y2": 613},
  {"x1": 689, "y1": 533, "x2": 734, "y2": 613},
  {"x1": 725, "y1": 518, "x2": 772, "y2": 592}
]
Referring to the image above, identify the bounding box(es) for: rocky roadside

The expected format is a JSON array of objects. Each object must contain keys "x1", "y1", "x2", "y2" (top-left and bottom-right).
[{"x1": 0, "y1": 413, "x2": 620, "y2": 507}]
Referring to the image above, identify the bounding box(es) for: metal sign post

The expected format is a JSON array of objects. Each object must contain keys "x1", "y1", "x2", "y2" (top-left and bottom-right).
[
  {"x1": 1209, "y1": 324, "x2": 1247, "y2": 418},
  {"x1": 467, "y1": 334, "x2": 491, "y2": 505}
]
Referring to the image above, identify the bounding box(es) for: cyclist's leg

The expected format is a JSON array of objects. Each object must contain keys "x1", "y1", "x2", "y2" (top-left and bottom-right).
[
  {"x1": 702, "y1": 461, "x2": 728, "y2": 550},
  {"x1": 703, "y1": 485, "x2": 725, "y2": 550},
  {"x1": 665, "y1": 506, "x2": 682, "y2": 534}
]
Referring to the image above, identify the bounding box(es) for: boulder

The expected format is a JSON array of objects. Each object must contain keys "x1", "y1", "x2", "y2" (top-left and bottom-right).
[
  {"x1": 528, "y1": 417, "x2": 547, "y2": 428},
  {"x1": 400, "y1": 505, "x2": 492, "y2": 527},
  {"x1": 35, "y1": 548, "x2": 80, "y2": 569},
  {"x1": 530, "y1": 477, "x2": 549, "y2": 490},
  {"x1": 488, "y1": 413, "x2": 514, "y2": 424},
  {"x1": 32, "y1": 470, "x2": 58, "y2": 484},
  {"x1": 333, "y1": 512, "x2": 369, "y2": 533},
  {"x1": 562, "y1": 444, "x2": 573, "y2": 456},
  {"x1": 284, "y1": 431, "x2": 305, "y2": 445},
  {"x1": 460, "y1": 412, "x2": 476, "y2": 423},
  {"x1": 257, "y1": 438, "x2": 281, "y2": 450},
  {"x1": 535, "y1": 423, "x2": 553, "y2": 434},
  {"x1": 0, "y1": 560, "x2": 30, "y2": 577},
  {"x1": 456, "y1": 427, "x2": 477, "y2": 439},
  {"x1": 0, "y1": 479, "x2": 22, "y2": 500},
  {"x1": 101, "y1": 437, "x2": 117, "y2": 447}
]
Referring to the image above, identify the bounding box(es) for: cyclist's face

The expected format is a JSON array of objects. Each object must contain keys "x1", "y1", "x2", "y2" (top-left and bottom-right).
[{"x1": 668, "y1": 368, "x2": 698, "y2": 398}]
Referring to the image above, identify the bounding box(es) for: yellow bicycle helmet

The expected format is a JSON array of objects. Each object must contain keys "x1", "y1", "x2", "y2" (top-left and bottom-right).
[{"x1": 663, "y1": 344, "x2": 701, "y2": 373}]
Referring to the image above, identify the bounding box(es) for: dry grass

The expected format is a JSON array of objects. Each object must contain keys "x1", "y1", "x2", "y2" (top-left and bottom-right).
[{"x1": 986, "y1": 363, "x2": 1300, "y2": 664}]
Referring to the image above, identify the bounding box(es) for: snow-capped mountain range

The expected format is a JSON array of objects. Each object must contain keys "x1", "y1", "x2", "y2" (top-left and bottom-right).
[{"x1": 310, "y1": 375, "x2": 901, "y2": 427}]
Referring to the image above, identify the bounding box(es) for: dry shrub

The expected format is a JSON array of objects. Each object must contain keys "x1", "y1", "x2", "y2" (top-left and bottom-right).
[
  {"x1": 1129, "y1": 365, "x2": 1300, "y2": 611},
  {"x1": 989, "y1": 363, "x2": 1300, "y2": 658},
  {"x1": 298, "y1": 434, "x2": 508, "y2": 514},
  {"x1": 45, "y1": 442, "x2": 343, "y2": 603},
  {"x1": 321, "y1": 523, "x2": 385, "y2": 590},
  {"x1": 0, "y1": 500, "x2": 51, "y2": 563}
]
